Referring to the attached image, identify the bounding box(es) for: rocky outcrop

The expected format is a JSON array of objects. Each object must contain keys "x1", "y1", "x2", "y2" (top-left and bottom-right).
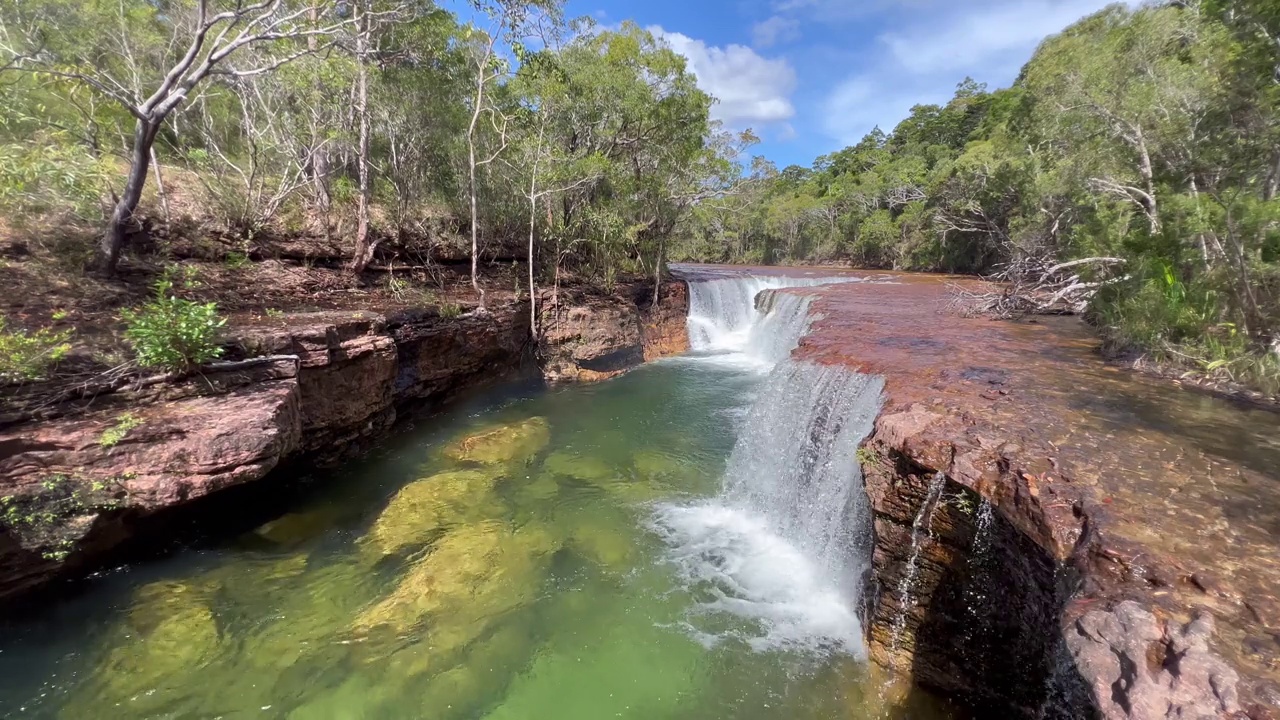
[
  {"x1": 1067, "y1": 602, "x2": 1241, "y2": 720},
  {"x1": 538, "y1": 280, "x2": 688, "y2": 382},
  {"x1": 0, "y1": 358, "x2": 303, "y2": 601},
  {"x1": 0, "y1": 279, "x2": 680, "y2": 605},
  {"x1": 790, "y1": 275, "x2": 1270, "y2": 719}
]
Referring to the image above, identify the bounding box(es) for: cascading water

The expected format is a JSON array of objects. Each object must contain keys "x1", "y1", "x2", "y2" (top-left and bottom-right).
[
  {"x1": 656, "y1": 273, "x2": 884, "y2": 658},
  {"x1": 887, "y1": 472, "x2": 947, "y2": 654},
  {"x1": 685, "y1": 275, "x2": 841, "y2": 369}
]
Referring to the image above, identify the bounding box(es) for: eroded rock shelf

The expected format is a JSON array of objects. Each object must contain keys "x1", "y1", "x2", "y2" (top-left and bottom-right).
[
  {"x1": 0, "y1": 281, "x2": 688, "y2": 604},
  {"x1": 787, "y1": 271, "x2": 1280, "y2": 719}
]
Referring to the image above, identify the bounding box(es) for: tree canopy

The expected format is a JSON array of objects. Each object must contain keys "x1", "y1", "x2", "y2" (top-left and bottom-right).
[{"x1": 671, "y1": 1, "x2": 1280, "y2": 389}]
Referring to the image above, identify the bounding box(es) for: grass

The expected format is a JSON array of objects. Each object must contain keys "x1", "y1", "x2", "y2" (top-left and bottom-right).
[{"x1": 1093, "y1": 263, "x2": 1280, "y2": 396}]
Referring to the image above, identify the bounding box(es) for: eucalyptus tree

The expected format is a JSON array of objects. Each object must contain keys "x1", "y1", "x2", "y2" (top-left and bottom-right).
[{"x1": 0, "y1": 0, "x2": 359, "y2": 274}]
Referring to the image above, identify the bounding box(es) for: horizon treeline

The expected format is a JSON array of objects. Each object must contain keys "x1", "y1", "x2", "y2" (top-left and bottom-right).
[{"x1": 673, "y1": 0, "x2": 1279, "y2": 389}]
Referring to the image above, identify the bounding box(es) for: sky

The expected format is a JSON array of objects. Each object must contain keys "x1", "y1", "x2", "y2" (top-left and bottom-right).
[{"x1": 563, "y1": 0, "x2": 1126, "y2": 168}]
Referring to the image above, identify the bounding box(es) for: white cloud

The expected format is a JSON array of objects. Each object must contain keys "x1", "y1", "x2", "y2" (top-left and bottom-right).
[
  {"x1": 649, "y1": 26, "x2": 798, "y2": 129},
  {"x1": 817, "y1": 0, "x2": 1123, "y2": 145},
  {"x1": 752, "y1": 16, "x2": 801, "y2": 48}
]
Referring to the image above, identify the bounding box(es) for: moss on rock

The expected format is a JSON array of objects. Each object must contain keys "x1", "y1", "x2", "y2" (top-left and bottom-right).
[
  {"x1": 443, "y1": 417, "x2": 551, "y2": 466},
  {"x1": 360, "y1": 468, "x2": 504, "y2": 558}
]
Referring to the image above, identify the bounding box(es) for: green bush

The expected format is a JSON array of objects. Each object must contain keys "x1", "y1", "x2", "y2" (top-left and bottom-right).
[
  {"x1": 0, "y1": 318, "x2": 72, "y2": 384},
  {"x1": 121, "y1": 280, "x2": 226, "y2": 372},
  {"x1": 0, "y1": 135, "x2": 111, "y2": 221}
]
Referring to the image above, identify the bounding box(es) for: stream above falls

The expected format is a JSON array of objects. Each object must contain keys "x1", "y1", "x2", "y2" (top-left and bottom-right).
[{"x1": 0, "y1": 272, "x2": 950, "y2": 719}]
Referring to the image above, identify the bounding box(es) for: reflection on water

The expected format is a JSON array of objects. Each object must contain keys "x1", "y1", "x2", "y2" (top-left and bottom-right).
[{"x1": 0, "y1": 360, "x2": 955, "y2": 720}]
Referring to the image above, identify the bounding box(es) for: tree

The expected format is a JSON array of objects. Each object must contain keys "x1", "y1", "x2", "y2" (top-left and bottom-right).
[{"x1": 1, "y1": 0, "x2": 356, "y2": 273}]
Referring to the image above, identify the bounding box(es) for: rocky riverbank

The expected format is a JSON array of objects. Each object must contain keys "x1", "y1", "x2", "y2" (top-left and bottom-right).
[
  {"x1": 0, "y1": 280, "x2": 687, "y2": 605},
  {"x1": 787, "y1": 272, "x2": 1280, "y2": 719}
]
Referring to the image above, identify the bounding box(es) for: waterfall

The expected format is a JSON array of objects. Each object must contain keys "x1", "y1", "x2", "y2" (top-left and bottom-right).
[
  {"x1": 887, "y1": 472, "x2": 947, "y2": 654},
  {"x1": 685, "y1": 275, "x2": 840, "y2": 368},
  {"x1": 655, "y1": 272, "x2": 884, "y2": 658}
]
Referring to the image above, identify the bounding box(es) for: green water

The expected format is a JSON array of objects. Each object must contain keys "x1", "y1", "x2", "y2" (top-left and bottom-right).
[{"x1": 0, "y1": 360, "x2": 952, "y2": 719}]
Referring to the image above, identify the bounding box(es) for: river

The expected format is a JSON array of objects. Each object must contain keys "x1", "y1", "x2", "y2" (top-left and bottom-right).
[{"x1": 0, "y1": 272, "x2": 954, "y2": 719}]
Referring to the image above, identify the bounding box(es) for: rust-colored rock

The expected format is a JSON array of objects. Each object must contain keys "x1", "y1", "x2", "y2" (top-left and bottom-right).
[
  {"x1": 731, "y1": 267, "x2": 1280, "y2": 718},
  {"x1": 1067, "y1": 602, "x2": 1241, "y2": 720},
  {"x1": 641, "y1": 280, "x2": 690, "y2": 361},
  {"x1": 0, "y1": 364, "x2": 302, "y2": 600},
  {"x1": 0, "y1": 281, "x2": 683, "y2": 605},
  {"x1": 538, "y1": 280, "x2": 688, "y2": 383}
]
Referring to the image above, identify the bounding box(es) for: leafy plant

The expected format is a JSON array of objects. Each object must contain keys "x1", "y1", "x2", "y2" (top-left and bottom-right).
[
  {"x1": 121, "y1": 279, "x2": 226, "y2": 372},
  {"x1": 225, "y1": 251, "x2": 251, "y2": 269},
  {"x1": 388, "y1": 274, "x2": 410, "y2": 302},
  {"x1": 438, "y1": 301, "x2": 463, "y2": 319},
  {"x1": 855, "y1": 447, "x2": 877, "y2": 466},
  {"x1": 0, "y1": 135, "x2": 111, "y2": 221},
  {"x1": 0, "y1": 318, "x2": 72, "y2": 384},
  {"x1": 100, "y1": 413, "x2": 143, "y2": 448}
]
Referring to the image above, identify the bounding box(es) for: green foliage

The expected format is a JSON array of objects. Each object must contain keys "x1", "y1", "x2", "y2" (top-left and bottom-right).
[
  {"x1": 438, "y1": 301, "x2": 464, "y2": 319},
  {"x1": 854, "y1": 447, "x2": 877, "y2": 466},
  {"x1": 121, "y1": 279, "x2": 226, "y2": 372},
  {"x1": 100, "y1": 413, "x2": 143, "y2": 448},
  {"x1": 0, "y1": 135, "x2": 112, "y2": 221},
  {"x1": 0, "y1": 318, "x2": 72, "y2": 384},
  {"x1": 1, "y1": 472, "x2": 131, "y2": 561}
]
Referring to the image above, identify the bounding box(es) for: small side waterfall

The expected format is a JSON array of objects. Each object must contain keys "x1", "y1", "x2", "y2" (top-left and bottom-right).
[
  {"x1": 887, "y1": 472, "x2": 947, "y2": 654},
  {"x1": 656, "y1": 272, "x2": 885, "y2": 658}
]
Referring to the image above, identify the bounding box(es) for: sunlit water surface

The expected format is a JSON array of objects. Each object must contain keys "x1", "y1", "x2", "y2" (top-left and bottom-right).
[{"x1": 0, "y1": 354, "x2": 953, "y2": 719}]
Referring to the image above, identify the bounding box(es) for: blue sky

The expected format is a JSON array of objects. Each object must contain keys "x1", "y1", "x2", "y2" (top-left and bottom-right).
[{"x1": 561, "y1": 0, "x2": 1126, "y2": 168}]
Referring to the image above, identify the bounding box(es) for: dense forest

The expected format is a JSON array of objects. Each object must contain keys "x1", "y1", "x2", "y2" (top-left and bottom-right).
[
  {"x1": 674, "y1": 0, "x2": 1280, "y2": 391},
  {"x1": 0, "y1": 0, "x2": 1277, "y2": 391}
]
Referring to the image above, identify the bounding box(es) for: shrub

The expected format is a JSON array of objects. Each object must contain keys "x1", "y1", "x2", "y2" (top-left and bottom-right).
[
  {"x1": 0, "y1": 135, "x2": 111, "y2": 221},
  {"x1": 0, "y1": 318, "x2": 72, "y2": 384},
  {"x1": 100, "y1": 413, "x2": 143, "y2": 448},
  {"x1": 121, "y1": 280, "x2": 226, "y2": 372}
]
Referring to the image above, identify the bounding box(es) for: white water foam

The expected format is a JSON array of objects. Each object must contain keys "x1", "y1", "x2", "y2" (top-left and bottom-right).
[
  {"x1": 652, "y1": 503, "x2": 865, "y2": 656},
  {"x1": 656, "y1": 273, "x2": 885, "y2": 658},
  {"x1": 684, "y1": 275, "x2": 842, "y2": 370}
]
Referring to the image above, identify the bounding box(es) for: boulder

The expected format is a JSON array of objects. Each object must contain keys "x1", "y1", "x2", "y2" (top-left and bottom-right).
[
  {"x1": 442, "y1": 417, "x2": 551, "y2": 466},
  {"x1": 360, "y1": 468, "x2": 504, "y2": 557},
  {"x1": 1067, "y1": 602, "x2": 1240, "y2": 720}
]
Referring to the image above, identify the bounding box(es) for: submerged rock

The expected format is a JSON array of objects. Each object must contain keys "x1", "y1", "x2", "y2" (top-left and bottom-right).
[
  {"x1": 61, "y1": 581, "x2": 221, "y2": 718},
  {"x1": 352, "y1": 520, "x2": 558, "y2": 639},
  {"x1": 568, "y1": 514, "x2": 635, "y2": 569},
  {"x1": 632, "y1": 450, "x2": 685, "y2": 482},
  {"x1": 360, "y1": 469, "x2": 504, "y2": 557},
  {"x1": 253, "y1": 504, "x2": 346, "y2": 547},
  {"x1": 443, "y1": 417, "x2": 551, "y2": 466},
  {"x1": 374, "y1": 622, "x2": 537, "y2": 719},
  {"x1": 542, "y1": 451, "x2": 616, "y2": 482},
  {"x1": 512, "y1": 472, "x2": 562, "y2": 506}
]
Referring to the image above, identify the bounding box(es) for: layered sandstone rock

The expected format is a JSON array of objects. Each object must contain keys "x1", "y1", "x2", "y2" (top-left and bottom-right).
[
  {"x1": 0, "y1": 280, "x2": 687, "y2": 605},
  {"x1": 538, "y1": 280, "x2": 688, "y2": 382},
  {"x1": 793, "y1": 275, "x2": 1274, "y2": 719}
]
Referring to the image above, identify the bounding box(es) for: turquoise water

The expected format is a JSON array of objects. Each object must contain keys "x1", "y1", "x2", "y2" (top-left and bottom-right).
[{"x1": 0, "y1": 355, "x2": 953, "y2": 719}]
